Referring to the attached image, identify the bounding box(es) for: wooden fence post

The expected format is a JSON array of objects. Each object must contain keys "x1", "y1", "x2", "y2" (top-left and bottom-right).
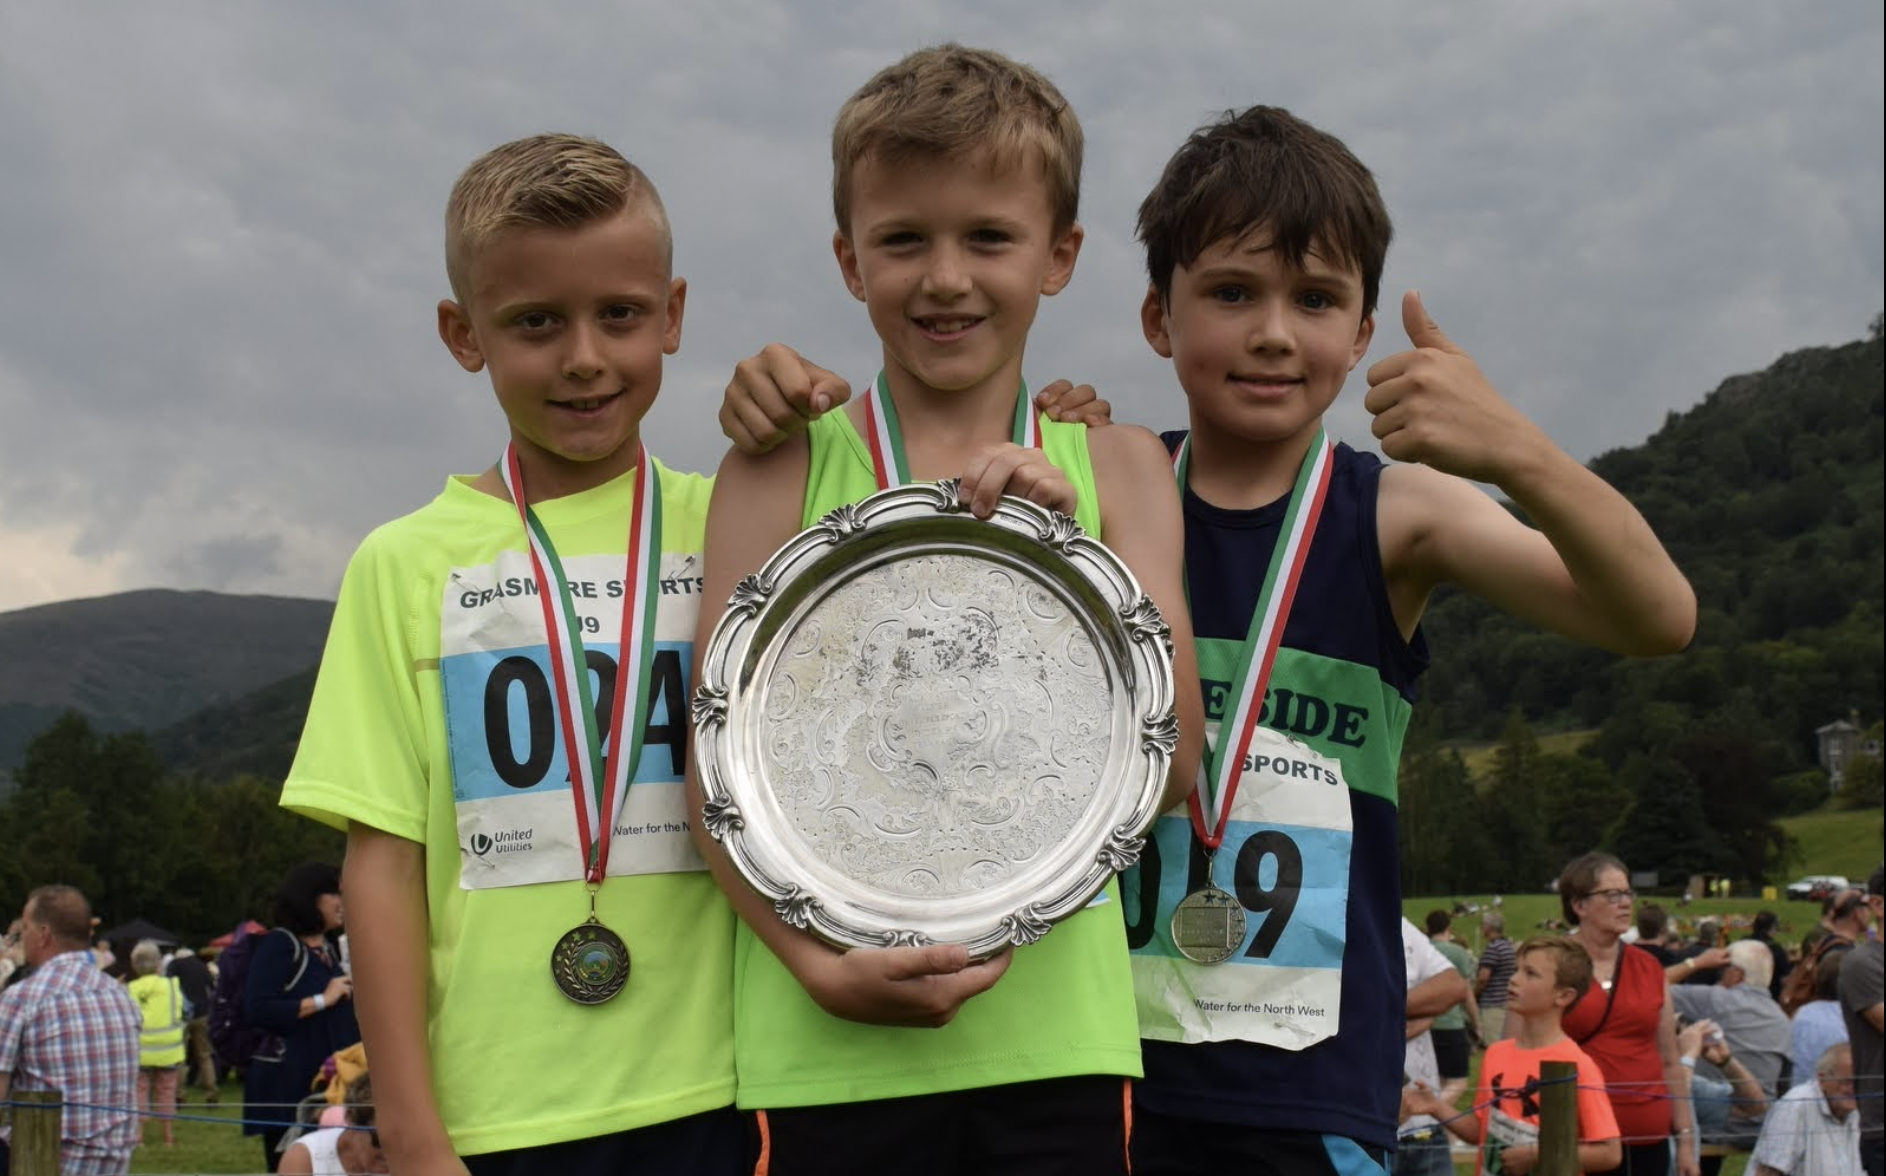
[
  {"x1": 10, "y1": 1089, "x2": 63, "y2": 1176},
  {"x1": 1536, "y1": 1059, "x2": 1579, "y2": 1176}
]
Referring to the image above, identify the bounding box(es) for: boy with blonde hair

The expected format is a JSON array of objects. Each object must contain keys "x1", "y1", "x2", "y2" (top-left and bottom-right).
[
  {"x1": 281, "y1": 133, "x2": 748, "y2": 1175},
  {"x1": 1408, "y1": 936, "x2": 1623, "y2": 1175},
  {"x1": 690, "y1": 44, "x2": 1202, "y2": 1176},
  {"x1": 724, "y1": 102, "x2": 1693, "y2": 1175}
]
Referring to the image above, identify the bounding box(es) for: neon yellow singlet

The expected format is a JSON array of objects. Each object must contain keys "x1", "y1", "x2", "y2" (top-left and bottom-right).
[{"x1": 732, "y1": 408, "x2": 1142, "y2": 1109}]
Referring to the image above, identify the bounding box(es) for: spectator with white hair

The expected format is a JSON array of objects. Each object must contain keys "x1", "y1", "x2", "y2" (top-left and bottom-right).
[
  {"x1": 127, "y1": 938, "x2": 186, "y2": 1149},
  {"x1": 1671, "y1": 938, "x2": 1794, "y2": 1099},
  {"x1": 1751, "y1": 1043, "x2": 1863, "y2": 1176}
]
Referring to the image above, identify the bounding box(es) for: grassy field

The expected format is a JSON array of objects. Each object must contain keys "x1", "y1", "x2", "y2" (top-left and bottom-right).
[
  {"x1": 108, "y1": 1080, "x2": 266, "y2": 1175},
  {"x1": 1406, "y1": 890, "x2": 1830, "y2": 951},
  {"x1": 1454, "y1": 728, "x2": 1599, "y2": 781},
  {"x1": 1778, "y1": 804, "x2": 1885, "y2": 881}
]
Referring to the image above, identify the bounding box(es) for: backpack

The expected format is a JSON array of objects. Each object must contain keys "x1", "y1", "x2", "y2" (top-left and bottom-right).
[
  {"x1": 1779, "y1": 931, "x2": 1853, "y2": 1017},
  {"x1": 208, "y1": 925, "x2": 307, "y2": 1074}
]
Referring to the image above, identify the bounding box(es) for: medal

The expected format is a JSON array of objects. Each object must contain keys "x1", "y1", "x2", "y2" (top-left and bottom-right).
[
  {"x1": 1168, "y1": 430, "x2": 1332, "y2": 965},
  {"x1": 1170, "y1": 884, "x2": 1247, "y2": 965},
  {"x1": 550, "y1": 889, "x2": 631, "y2": 1004},
  {"x1": 501, "y1": 441, "x2": 663, "y2": 1004}
]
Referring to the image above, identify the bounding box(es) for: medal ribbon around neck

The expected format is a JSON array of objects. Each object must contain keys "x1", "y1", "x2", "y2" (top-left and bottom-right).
[
  {"x1": 499, "y1": 442, "x2": 663, "y2": 884},
  {"x1": 862, "y1": 371, "x2": 1040, "y2": 490},
  {"x1": 1172, "y1": 428, "x2": 1333, "y2": 849}
]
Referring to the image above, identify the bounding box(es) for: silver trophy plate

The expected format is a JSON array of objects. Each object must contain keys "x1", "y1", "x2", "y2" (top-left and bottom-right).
[{"x1": 693, "y1": 480, "x2": 1178, "y2": 956}]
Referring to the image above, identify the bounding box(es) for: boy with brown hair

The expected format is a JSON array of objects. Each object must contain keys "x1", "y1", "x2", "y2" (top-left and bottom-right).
[
  {"x1": 688, "y1": 43, "x2": 1202, "y2": 1176},
  {"x1": 724, "y1": 102, "x2": 1693, "y2": 1175},
  {"x1": 1408, "y1": 936, "x2": 1623, "y2": 1175},
  {"x1": 281, "y1": 134, "x2": 749, "y2": 1175},
  {"x1": 1124, "y1": 103, "x2": 1690, "y2": 1175}
]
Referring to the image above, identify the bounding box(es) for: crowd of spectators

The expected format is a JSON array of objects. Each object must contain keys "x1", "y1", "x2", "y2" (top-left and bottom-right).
[
  {"x1": 1399, "y1": 861, "x2": 1883, "y2": 1176},
  {"x1": 0, "y1": 865, "x2": 368, "y2": 1175}
]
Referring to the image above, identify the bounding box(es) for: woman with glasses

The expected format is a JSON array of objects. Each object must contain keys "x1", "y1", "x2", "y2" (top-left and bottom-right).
[
  {"x1": 280, "y1": 1072, "x2": 387, "y2": 1175},
  {"x1": 1557, "y1": 851, "x2": 1701, "y2": 1176}
]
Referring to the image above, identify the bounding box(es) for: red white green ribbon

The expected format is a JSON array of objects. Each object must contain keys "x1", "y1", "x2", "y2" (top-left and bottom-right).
[
  {"x1": 500, "y1": 443, "x2": 663, "y2": 883},
  {"x1": 862, "y1": 372, "x2": 1040, "y2": 490},
  {"x1": 1172, "y1": 428, "x2": 1333, "y2": 848}
]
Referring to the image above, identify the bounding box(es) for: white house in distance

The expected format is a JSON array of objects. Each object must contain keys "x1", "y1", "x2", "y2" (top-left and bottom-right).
[{"x1": 1816, "y1": 709, "x2": 1881, "y2": 792}]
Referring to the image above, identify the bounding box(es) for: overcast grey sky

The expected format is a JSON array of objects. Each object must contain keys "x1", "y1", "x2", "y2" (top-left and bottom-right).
[{"x1": 1, "y1": 2, "x2": 1880, "y2": 612}]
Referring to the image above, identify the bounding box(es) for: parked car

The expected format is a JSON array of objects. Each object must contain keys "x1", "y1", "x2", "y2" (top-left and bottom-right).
[{"x1": 1785, "y1": 875, "x2": 1849, "y2": 901}]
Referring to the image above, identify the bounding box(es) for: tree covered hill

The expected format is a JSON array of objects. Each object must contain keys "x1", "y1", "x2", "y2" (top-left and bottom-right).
[
  {"x1": 0, "y1": 589, "x2": 332, "y2": 779},
  {"x1": 1403, "y1": 326, "x2": 1884, "y2": 894},
  {"x1": 1420, "y1": 330, "x2": 1882, "y2": 750}
]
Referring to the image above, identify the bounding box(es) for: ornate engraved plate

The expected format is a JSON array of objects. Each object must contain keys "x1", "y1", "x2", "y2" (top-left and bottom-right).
[{"x1": 694, "y1": 482, "x2": 1177, "y2": 955}]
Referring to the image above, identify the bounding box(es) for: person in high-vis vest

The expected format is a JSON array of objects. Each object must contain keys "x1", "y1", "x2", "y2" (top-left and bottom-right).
[{"x1": 128, "y1": 939, "x2": 186, "y2": 1148}]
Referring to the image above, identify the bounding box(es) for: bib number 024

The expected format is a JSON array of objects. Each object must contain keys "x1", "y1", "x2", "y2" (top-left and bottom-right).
[
  {"x1": 1126, "y1": 826, "x2": 1304, "y2": 959},
  {"x1": 480, "y1": 648, "x2": 687, "y2": 790}
]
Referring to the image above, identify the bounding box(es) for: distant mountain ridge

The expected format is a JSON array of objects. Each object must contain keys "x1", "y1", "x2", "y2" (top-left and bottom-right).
[{"x1": 0, "y1": 588, "x2": 331, "y2": 778}]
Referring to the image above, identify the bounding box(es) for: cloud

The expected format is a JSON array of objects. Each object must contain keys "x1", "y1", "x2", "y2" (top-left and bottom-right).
[{"x1": 0, "y1": 0, "x2": 1880, "y2": 611}]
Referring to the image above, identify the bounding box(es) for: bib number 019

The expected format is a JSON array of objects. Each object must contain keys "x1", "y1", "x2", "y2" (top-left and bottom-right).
[
  {"x1": 480, "y1": 648, "x2": 687, "y2": 789},
  {"x1": 1126, "y1": 826, "x2": 1304, "y2": 958}
]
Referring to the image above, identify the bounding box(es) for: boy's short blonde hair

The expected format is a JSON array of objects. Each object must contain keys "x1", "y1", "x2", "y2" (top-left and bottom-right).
[
  {"x1": 445, "y1": 133, "x2": 671, "y2": 303},
  {"x1": 1518, "y1": 935, "x2": 1594, "y2": 999},
  {"x1": 832, "y1": 44, "x2": 1082, "y2": 237}
]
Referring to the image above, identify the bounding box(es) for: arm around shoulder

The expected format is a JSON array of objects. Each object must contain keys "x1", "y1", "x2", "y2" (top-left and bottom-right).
[{"x1": 1087, "y1": 424, "x2": 1203, "y2": 815}]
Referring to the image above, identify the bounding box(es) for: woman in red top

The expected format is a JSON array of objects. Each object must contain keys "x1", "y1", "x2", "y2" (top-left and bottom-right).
[{"x1": 1557, "y1": 852, "x2": 1699, "y2": 1176}]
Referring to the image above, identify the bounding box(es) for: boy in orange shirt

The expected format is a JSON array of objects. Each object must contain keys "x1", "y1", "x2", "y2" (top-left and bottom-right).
[{"x1": 1407, "y1": 936, "x2": 1623, "y2": 1176}]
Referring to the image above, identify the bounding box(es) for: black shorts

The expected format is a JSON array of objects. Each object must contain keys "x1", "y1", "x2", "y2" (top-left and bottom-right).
[
  {"x1": 1130, "y1": 1111, "x2": 1389, "y2": 1176},
  {"x1": 752, "y1": 1075, "x2": 1131, "y2": 1176},
  {"x1": 1430, "y1": 1027, "x2": 1471, "y2": 1080},
  {"x1": 462, "y1": 1106, "x2": 750, "y2": 1176}
]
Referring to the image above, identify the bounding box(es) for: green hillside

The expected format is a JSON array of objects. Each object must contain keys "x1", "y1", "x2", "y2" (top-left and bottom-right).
[
  {"x1": 1455, "y1": 728, "x2": 1596, "y2": 782},
  {"x1": 1778, "y1": 805, "x2": 1886, "y2": 880},
  {"x1": 1421, "y1": 332, "x2": 1883, "y2": 756},
  {"x1": 149, "y1": 665, "x2": 318, "y2": 781},
  {"x1": 1402, "y1": 328, "x2": 1883, "y2": 893}
]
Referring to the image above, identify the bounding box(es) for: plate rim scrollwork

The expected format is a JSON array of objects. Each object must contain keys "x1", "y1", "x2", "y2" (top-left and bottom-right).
[{"x1": 693, "y1": 482, "x2": 1177, "y2": 956}]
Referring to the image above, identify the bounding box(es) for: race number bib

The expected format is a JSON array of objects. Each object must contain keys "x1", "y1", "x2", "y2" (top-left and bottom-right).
[
  {"x1": 440, "y1": 549, "x2": 704, "y2": 889},
  {"x1": 1125, "y1": 724, "x2": 1352, "y2": 1048}
]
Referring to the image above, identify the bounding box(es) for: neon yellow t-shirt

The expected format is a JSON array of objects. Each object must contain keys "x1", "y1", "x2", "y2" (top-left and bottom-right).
[
  {"x1": 280, "y1": 460, "x2": 734, "y2": 1155},
  {"x1": 731, "y1": 408, "x2": 1143, "y2": 1109}
]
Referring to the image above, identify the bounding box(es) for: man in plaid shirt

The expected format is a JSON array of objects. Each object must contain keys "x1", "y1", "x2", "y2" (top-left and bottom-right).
[{"x1": 0, "y1": 885, "x2": 140, "y2": 1175}]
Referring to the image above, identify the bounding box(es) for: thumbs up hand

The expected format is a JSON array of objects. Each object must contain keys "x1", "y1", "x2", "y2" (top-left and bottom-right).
[{"x1": 1363, "y1": 291, "x2": 1546, "y2": 485}]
